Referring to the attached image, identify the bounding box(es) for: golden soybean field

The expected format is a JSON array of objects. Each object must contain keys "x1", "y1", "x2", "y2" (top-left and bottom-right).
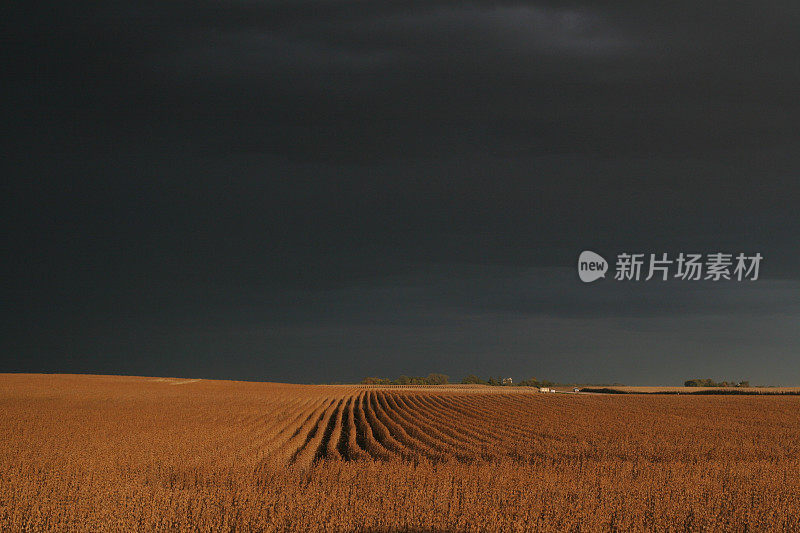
[{"x1": 2, "y1": 374, "x2": 800, "y2": 531}]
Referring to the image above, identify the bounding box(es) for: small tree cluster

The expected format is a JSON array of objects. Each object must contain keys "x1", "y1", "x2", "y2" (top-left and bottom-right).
[
  {"x1": 461, "y1": 375, "x2": 509, "y2": 386},
  {"x1": 684, "y1": 378, "x2": 750, "y2": 388},
  {"x1": 517, "y1": 377, "x2": 555, "y2": 388}
]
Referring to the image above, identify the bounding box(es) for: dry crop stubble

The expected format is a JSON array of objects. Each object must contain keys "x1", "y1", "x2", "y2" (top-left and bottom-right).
[{"x1": 2, "y1": 374, "x2": 800, "y2": 531}]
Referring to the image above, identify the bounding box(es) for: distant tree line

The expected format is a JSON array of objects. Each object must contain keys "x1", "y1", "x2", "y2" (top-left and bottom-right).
[
  {"x1": 361, "y1": 374, "x2": 558, "y2": 387},
  {"x1": 461, "y1": 375, "x2": 555, "y2": 387},
  {"x1": 684, "y1": 378, "x2": 750, "y2": 388},
  {"x1": 361, "y1": 373, "x2": 450, "y2": 385}
]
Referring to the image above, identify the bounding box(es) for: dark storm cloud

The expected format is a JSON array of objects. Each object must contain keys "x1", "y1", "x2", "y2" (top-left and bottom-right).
[
  {"x1": 8, "y1": 1, "x2": 799, "y2": 157},
  {"x1": 3, "y1": 1, "x2": 799, "y2": 382}
]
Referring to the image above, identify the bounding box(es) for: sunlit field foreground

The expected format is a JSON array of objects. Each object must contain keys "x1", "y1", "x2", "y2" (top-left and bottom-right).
[{"x1": 3, "y1": 375, "x2": 800, "y2": 531}]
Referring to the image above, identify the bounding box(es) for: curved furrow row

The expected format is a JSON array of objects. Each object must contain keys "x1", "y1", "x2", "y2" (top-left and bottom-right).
[
  {"x1": 379, "y1": 393, "x2": 454, "y2": 457},
  {"x1": 231, "y1": 397, "x2": 313, "y2": 457},
  {"x1": 278, "y1": 398, "x2": 335, "y2": 463},
  {"x1": 338, "y1": 396, "x2": 367, "y2": 461},
  {"x1": 370, "y1": 392, "x2": 440, "y2": 460},
  {"x1": 353, "y1": 392, "x2": 396, "y2": 461},
  {"x1": 290, "y1": 398, "x2": 342, "y2": 467},
  {"x1": 401, "y1": 393, "x2": 522, "y2": 456},
  {"x1": 259, "y1": 396, "x2": 320, "y2": 447},
  {"x1": 448, "y1": 395, "x2": 540, "y2": 453},
  {"x1": 423, "y1": 393, "x2": 497, "y2": 429},
  {"x1": 252, "y1": 397, "x2": 329, "y2": 473},
  {"x1": 452, "y1": 394, "x2": 534, "y2": 439},
  {"x1": 481, "y1": 395, "x2": 551, "y2": 452},
  {"x1": 243, "y1": 397, "x2": 324, "y2": 467},
  {"x1": 264, "y1": 397, "x2": 333, "y2": 465},
  {"x1": 400, "y1": 394, "x2": 490, "y2": 452},
  {"x1": 454, "y1": 395, "x2": 536, "y2": 431},
  {"x1": 232, "y1": 396, "x2": 310, "y2": 459},
  {"x1": 411, "y1": 394, "x2": 494, "y2": 446},
  {"x1": 252, "y1": 389, "x2": 547, "y2": 466},
  {"x1": 390, "y1": 394, "x2": 475, "y2": 459},
  {"x1": 408, "y1": 393, "x2": 531, "y2": 460},
  {"x1": 360, "y1": 392, "x2": 416, "y2": 460},
  {"x1": 321, "y1": 396, "x2": 346, "y2": 460},
  {"x1": 421, "y1": 396, "x2": 514, "y2": 457}
]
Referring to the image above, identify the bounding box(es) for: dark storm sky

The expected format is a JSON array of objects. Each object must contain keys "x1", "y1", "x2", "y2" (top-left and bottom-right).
[{"x1": 4, "y1": 1, "x2": 800, "y2": 384}]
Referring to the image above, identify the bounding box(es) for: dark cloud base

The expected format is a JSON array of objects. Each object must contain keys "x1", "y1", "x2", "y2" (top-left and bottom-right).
[{"x1": 3, "y1": 1, "x2": 799, "y2": 383}]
